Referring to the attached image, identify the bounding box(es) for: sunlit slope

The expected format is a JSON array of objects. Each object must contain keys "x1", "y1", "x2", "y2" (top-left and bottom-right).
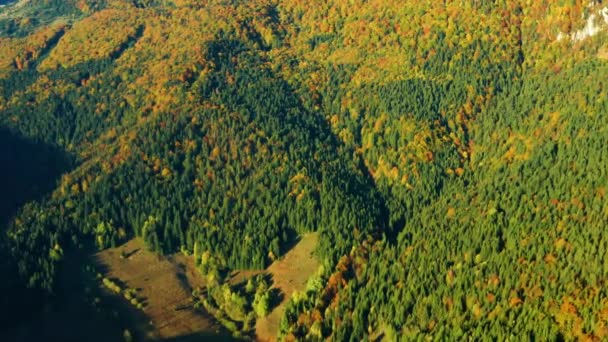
[
  {"x1": 0, "y1": 0, "x2": 607, "y2": 340},
  {"x1": 1, "y1": 0, "x2": 382, "y2": 293}
]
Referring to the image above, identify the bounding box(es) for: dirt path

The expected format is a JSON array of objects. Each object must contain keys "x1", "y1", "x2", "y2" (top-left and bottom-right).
[
  {"x1": 255, "y1": 233, "x2": 319, "y2": 341},
  {"x1": 95, "y1": 238, "x2": 231, "y2": 341}
]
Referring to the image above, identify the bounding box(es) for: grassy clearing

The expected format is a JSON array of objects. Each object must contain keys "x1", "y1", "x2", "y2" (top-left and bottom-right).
[
  {"x1": 255, "y1": 232, "x2": 319, "y2": 342},
  {"x1": 91, "y1": 233, "x2": 318, "y2": 341},
  {"x1": 94, "y1": 238, "x2": 233, "y2": 341}
]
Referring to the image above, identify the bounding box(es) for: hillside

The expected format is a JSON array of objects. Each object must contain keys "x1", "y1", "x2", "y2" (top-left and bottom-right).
[
  {"x1": 1, "y1": 0, "x2": 608, "y2": 340},
  {"x1": 94, "y1": 238, "x2": 232, "y2": 340},
  {"x1": 255, "y1": 233, "x2": 319, "y2": 341}
]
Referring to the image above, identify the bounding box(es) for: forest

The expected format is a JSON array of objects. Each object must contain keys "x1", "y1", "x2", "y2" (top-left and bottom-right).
[{"x1": 1, "y1": 0, "x2": 608, "y2": 340}]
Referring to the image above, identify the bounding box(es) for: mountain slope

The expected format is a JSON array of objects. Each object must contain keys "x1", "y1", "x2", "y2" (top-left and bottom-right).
[{"x1": 1, "y1": 0, "x2": 608, "y2": 340}]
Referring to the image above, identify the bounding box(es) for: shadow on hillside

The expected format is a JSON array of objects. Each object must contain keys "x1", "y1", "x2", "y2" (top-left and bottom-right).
[
  {"x1": 0, "y1": 126, "x2": 72, "y2": 227},
  {"x1": 0, "y1": 127, "x2": 72, "y2": 332}
]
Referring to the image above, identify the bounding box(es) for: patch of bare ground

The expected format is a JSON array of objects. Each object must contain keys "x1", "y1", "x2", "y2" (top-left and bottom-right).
[
  {"x1": 255, "y1": 233, "x2": 320, "y2": 342},
  {"x1": 94, "y1": 238, "x2": 233, "y2": 341}
]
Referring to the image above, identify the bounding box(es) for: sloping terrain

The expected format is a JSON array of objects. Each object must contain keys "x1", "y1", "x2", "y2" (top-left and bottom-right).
[
  {"x1": 95, "y1": 238, "x2": 231, "y2": 340},
  {"x1": 255, "y1": 233, "x2": 319, "y2": 341},
  {"x1": 0, "y1": 0, "x2": 608, "y2": 340}
]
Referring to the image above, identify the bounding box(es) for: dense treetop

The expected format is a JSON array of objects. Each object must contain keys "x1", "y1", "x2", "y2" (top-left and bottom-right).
[{"x1": 1, "y1": 0, "x2": 608, "y2": 340}]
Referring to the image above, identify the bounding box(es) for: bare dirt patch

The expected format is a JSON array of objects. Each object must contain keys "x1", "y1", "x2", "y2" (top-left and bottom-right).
[
  {"x1": 94, "y1": 238, "x2": 232, "y2": 341},
  {"x1": 255, "y1": 232, "x2": 319, "y2": 341}
]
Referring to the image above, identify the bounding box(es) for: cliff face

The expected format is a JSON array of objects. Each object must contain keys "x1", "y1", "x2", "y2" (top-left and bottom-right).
[{"x1": 557, "y1": 5, "x2": 608, "y2": 41}]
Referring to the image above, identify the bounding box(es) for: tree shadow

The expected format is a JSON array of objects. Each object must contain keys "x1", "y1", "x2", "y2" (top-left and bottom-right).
[
  {"x1": 278, "y1": 232, "x2": 301, "y2": 258},
  {"x1": 123, "y1": 248, "x2": 141, "y2": 259},
  {"x1": 268, "y1": 287, "x2": 284, "y2": 311}
]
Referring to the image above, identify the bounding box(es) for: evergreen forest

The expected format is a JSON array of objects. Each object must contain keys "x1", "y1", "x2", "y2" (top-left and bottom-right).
[{"x1": 1, "y1": 0, "x2": 608, "y2": 340}]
